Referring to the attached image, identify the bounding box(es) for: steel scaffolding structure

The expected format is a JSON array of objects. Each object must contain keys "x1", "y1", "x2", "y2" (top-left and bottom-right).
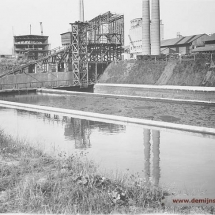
[
  {"x1": 71, "y1": 22, "x2": 88, "y2": 87},
  {"x1": 0, "y1": 11, "x2": 124, "y2": 90},
  {"x1": 87, "y1": 11, "x2": 124, "y2": 45},
  {"x1": 86, "y1": 11, "x2": 124, "y2": 84}
]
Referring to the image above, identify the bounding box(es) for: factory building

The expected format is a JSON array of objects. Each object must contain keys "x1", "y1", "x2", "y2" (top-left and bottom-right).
[
  {"x1": 60, "y1": 11, "x2": 124, "y2": 46},
  {"x1": 13, "y1": 35, "x2": 49, "y2": 60},
  {"x1": 161, "y1": 34, "x2": 207, "y2": 55},
  {"x1": 129, "y1": 18, "x2": 164, "y2": 58},
  {"x1": 192, "y1": 33, "x2": 215, "y2": 53}
]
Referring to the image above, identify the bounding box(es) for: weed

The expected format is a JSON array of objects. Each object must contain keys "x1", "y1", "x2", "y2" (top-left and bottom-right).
[{"x1": 0, "y1": 130, "x2": 214, "y2": 214}]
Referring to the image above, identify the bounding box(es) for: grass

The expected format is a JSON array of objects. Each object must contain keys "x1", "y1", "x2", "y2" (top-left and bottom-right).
[
  {"x1": 99, "y1": 60, "x2": 167, "y2": 85},
  {"x1": 0, "y1": 129, "x2": 214, "y2": 214},
  {"x1": 99, "y1": 58, "x2": 215, "y2": 87}
]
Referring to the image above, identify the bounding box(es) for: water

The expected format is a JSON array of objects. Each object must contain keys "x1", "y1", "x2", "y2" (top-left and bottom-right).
[
  {"x1": 0, "y1": 106, "x2": 215, "y2": 195},
  {"x1": 1, "y1": 92, "x2": 215, "y2": 128}
]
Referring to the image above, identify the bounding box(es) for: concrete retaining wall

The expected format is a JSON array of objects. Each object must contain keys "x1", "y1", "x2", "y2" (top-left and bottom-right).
[{"x1": 94, "y1": 83, "x2": 215, "y2": 102}]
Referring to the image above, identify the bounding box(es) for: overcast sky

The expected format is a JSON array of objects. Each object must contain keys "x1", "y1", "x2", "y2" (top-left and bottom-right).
[{"x1": 0, "y1": 0, "x2": 215, "y2": 54}]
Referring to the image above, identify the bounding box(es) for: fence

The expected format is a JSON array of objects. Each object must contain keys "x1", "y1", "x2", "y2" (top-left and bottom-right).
[{"x1": 136, "y1": 53, "x2": 215, "y2": 64}]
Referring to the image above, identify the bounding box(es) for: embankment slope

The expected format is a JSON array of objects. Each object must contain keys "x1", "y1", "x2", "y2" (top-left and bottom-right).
[{"x1": 99, "y1": 58, "x2": 215, "y2": 87}]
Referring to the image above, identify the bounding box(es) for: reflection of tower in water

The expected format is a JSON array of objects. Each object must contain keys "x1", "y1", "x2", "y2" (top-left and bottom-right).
[
  {"x1": 43, "y1": 114, "x2": 91, "y2": 149},
  {"x1": 143, "y1": 129, "x2": 151, "y2": 182},
  {"x1": 73, "y1": 118, "x2": 91, "y2": 149},
  {"x1": 143, "y1": 129, "x2": 160, "y2": 186},
  {"x1": 152, "y1": 130, "x2": 160, "y2": 186},
  {"x1": 64, "y1": 118, "x2": 91, "y2": 149}
]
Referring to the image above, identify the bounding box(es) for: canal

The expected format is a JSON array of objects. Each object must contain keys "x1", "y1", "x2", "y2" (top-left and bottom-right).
[{"x1": 0, "y1": 97, "x2": 215, "y2": 195}]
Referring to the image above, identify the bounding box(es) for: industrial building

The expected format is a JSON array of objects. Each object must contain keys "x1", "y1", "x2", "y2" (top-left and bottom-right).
[
  {"x1": 129, "y1": 18, "x2": 164, "y2": 58},
  {"x1": 161, "y1": 34, "x2": 208, "y2": 55},
  {"x1": 192, "y1": 33, "x2": 215, "y2": 53},
  {"x1": 60, "y1": 11, "x2": 124, "y2": 46},
  {"x1": 60, "y1": 11, "x2": 124, "y2": 86},
  {"x1": 13, "y1": 34, "x2": 49, "y2": 60},
  {"x1": 1, "y1": 1, "x2": 124, "y2": 90},
  {"x1": 129, "y1": 0, "x2": 162, "y2": 58}
]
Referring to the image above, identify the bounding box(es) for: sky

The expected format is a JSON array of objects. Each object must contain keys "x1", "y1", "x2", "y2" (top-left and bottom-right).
[{"x1": 0, "y1": 0, "x2": 215, "y2": 54}]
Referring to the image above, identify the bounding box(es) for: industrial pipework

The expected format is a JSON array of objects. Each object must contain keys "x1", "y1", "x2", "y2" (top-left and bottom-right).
[
  {"x1": 142, "y1": 0, "x2": 151, "y2": 55},
  {"x1": 151, "y1": 0, "x2": 161, "y2": 55}
]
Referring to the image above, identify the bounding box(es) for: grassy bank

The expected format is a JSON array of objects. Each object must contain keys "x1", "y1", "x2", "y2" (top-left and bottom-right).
[
  {"x1": 99, "y1": 58, "x2": 215, "y2": 87},
  {"x1": 99, "y1": 60, "x2": 167, "y2": 85},
  {"x1": 0, "y1": 130, "x2": 214, "y2": 214}
]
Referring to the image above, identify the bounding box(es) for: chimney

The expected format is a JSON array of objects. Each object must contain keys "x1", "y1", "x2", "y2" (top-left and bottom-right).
[
  {"x1": 79, "y1": 0, "x2": 84, "y2": 22},
  {"x1": 151, "y1": 0, "x2": 161, "y2": 55},
  {"x1": 142, "y1": 0, "x2": 151, "y2": 55}
]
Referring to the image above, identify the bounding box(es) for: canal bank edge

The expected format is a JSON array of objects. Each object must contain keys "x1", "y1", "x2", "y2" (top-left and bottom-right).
[
  {"x1": 37, "y1": 88, "x2": 215, "y2": 105},
  {"x1": 0, "y1": 100, "x2": 215, "y2": 137},
  {"x1": 99, "y1": 59, "x2": 215, "y2": 87},
  {"x1": 94, "y1": 83, "x2": 215, "y2": 102}
]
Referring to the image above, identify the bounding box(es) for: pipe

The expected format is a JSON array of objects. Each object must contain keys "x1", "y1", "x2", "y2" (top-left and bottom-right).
[{"x1": 142, "y1": 0, "x2": 151, "y2": 55}]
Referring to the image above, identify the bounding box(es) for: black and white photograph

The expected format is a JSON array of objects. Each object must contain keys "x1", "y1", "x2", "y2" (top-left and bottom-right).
[{"x1": 0, "y1": 0, "x2": 215, "y2": 213}]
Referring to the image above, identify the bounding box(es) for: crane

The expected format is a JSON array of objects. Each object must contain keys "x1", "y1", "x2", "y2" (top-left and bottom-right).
[
  {"x1": 40, "y1": 22, "x2": 43, "y2": 36},
  {"x1": 128, "y1": 35, "x2": 135, "y2": 49}
]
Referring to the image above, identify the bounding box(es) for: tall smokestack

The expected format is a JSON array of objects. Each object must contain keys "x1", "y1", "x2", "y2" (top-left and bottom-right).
[
  {"x1": 151, "y1": 0, "x2": 161, "y2": 55},
  {"x1": 142, "y1": 0, "x2": 151, "y2": 55},
  {"x1": 79, "y1": 0, "x2": 84, "y2": 22}
]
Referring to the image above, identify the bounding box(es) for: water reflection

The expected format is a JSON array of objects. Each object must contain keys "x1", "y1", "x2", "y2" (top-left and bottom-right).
[
  {"x1": 41, "y1": 113, "x2": 125, "y2": 149},
  {"x1": 1, "y1": 107, "x2": 215, "y2": 194},
  {"x1": 72, "y1": 119, "x2": 91, "y2": 149},
  {"x1": 143, "y1": 129, "x2": 151, "y2": 182},
  {"x1": 152, "y1": 130, "x2": 160, "y2": 186},
  {"x1": 143, "y1": 129, "x2": 160, "y2": 186}
]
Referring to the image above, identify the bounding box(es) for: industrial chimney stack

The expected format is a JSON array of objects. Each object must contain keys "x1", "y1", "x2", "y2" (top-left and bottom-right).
[
  {"x1": 142, "y1": 0, "x2": 161, "y2": 55},
  {"x1": 151, "y1": 0, "x2": 160, "y2": 55},
  {"x1": 142, "y1": 0, "x2": 151, "y2": 55},
  {"x1": 79, "y1": 0, "x2": 84, "y2": 22}
]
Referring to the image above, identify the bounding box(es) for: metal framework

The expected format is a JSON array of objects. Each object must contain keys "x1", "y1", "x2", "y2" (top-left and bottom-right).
[
  {"x1": 1, "y1": 11, "x2": 124, "y2": 90},
  {"x1": 71, "y1": 22, "x2": 88, "y2": 87},
  {"x1": 87, "y1": 11, "x2": 124, "y2": 45},
  {"x1": 14, "y1": 35, "x2": 49, "y2": 60}
]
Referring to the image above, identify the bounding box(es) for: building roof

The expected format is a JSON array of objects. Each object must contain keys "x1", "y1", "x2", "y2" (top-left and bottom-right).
[
  {"x1": 161, "y1": 38, "x2": 182, "y2": 47},
  {"x1": 60, "y1": 32, "x2": 71, "y2": 35},
  {"x1": 161, "y1": 34, "x2": 206, "y2": 47},
  {"x1": 14, "y1": 35, "x2": 48, "y2": 38},
  {"x1": 204, "y1": 34, "x2": 215, "y2": 42},
  {"x1": 192, "y1": 46, "x2": 215, "y2": 53}
]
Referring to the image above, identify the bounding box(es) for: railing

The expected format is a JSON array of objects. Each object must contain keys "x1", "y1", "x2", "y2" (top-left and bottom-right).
[
  {"x1": 0, "y1": 80, "x2": 73, "y2": 91},
  {"x1": 136, "y1": 53, "x2": 215, "y2": 64}
]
